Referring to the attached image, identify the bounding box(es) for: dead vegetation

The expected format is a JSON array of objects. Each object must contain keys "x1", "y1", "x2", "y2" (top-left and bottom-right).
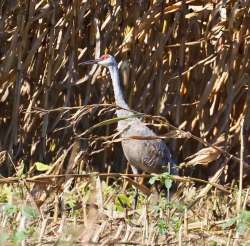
[{"x1": 0, "y1": 0, "x2": 250, "y2": 245}]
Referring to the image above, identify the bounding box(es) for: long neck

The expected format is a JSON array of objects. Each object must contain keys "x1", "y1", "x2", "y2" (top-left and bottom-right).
[{"x1": 108, "y1": 64, "x2": 129, "y2": 110}]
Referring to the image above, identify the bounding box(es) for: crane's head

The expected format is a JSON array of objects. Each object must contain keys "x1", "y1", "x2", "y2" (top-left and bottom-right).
[{"x1": 79, "y1": 54, "x2": 116, "y2": 67}]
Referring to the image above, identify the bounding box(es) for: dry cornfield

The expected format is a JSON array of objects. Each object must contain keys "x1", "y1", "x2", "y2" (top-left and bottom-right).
[{"x1": 0, "y1": 0, "x2": 250, "y2": 245}]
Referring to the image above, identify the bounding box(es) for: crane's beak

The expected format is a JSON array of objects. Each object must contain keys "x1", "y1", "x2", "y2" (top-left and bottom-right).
[{"x1": 79, "y1": 58, "x2": 101, "y2": 66}]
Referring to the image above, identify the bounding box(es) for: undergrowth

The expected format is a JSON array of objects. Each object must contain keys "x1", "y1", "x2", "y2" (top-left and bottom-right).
[{"x1": 0, "y1": 173, "x2": 249, "y2": 245}]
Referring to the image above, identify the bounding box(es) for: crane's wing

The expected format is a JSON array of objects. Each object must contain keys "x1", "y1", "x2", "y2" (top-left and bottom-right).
[{"x1": 119, "y1": 119, "x2": 177, "y2": 174}]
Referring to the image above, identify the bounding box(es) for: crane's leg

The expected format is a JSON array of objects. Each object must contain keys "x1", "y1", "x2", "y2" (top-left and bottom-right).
[
  {"x1": 131, "y1": 165, "x2": 138, "y2": 175},
  {"x1": 130, "y1": 164, "x2": 139, "y2": 209}
]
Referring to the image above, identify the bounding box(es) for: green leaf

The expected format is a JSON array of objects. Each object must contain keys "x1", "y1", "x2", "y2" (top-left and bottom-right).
[
  {"x1": 237, "y1": 223, "x2": 247, "y2": 235},
  {"x1": 83, "y1": 113, "x2": 144, "y2": 136},
  {"x1": 91, "y1": 114, "x2": 143, "y2": 129},
  {"x1": 237, "y1": 210, "x2": 250, "y2": 234},
  {"x1": 64, "y1": 191, "x2": 77, "y2": 209},
  {"x1": 118, "y1": 194, "x2": 130, "y2": 205},
  {"x1": 239, "y1": 210, "x2": 250, "y2": 226},
  {"x1": 34, "y1": 162, "x2": 51, "y2": 172},
  {"x1": 3, "y1": 204, "x2": 18, "y2": 216},
  {"x1": 65, "y1": 197, "x2": 76, "y2": 209},
  {"x1": 0, "y1": 185, "x2": 12, "y2": 203},
  {"x1": 171, "y1": 216, "x2": 182, "y2": 232},
  {"x1": 114, "y1": 193, "x2": 131, "y2": 212},
  {"x1": 221, "y1": 217, "x2": 237, "y2": 229},
  {"x1": 156, "y1": 219, "x2": 168, "y2": 235},
  {"x1": 22, "y1": 206, "x2": 38, "y2": 219},
  {"x1": 49, "y1": 141, "x2": 56, "y2": 152},
  {"x1": 164, "y1": 178, "x2": 173, "y2": 189},
  {"x1": 149, "y1": 175, "x2": 158, "y2": 185},
  {"x1": 153, "y1": 205, "x2": 161, "y2": 213},
  {"x1": 162, "y1": 172, "x2": 170, "y2": 177},
  {"x1": 12, "y1": 230, "x2": 26, "y2": 243}
]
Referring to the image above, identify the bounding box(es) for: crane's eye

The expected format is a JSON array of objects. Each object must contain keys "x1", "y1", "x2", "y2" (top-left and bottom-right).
[{"x1": 100, "y1": 54, "x2": 109, "y2": 60}]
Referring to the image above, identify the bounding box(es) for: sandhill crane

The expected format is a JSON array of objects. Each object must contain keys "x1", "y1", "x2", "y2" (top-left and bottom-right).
[{"x1": 80, "y1": 54, "x2": 177, "y2": 176}]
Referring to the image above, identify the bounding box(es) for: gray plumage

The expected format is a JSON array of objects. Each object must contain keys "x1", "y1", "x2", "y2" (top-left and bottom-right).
[
  {"x1": 80, "y1": 54, "x2": 177, "y2": 175},
  {"x1": 118, "y1": 114, "x2": 176, "y2": 174}
]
